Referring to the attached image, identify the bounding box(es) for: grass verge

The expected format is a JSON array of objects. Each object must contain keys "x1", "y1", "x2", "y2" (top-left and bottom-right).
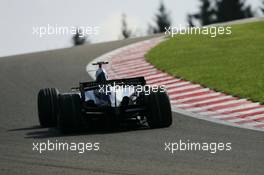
[{"x1": 146, "y1": 21, "x2": 264, "y2": 103}]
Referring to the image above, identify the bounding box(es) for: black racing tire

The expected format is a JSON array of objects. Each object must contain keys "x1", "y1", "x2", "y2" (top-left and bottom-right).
[
  {"x1": 145, "y1": 88, "x2": 172, "y2": 128},
  {"x1": 37, "y1": 88, "x2": 59, "y2": 127},
  {"x1": 58, "y1": 93, "x2": 82, "y2": 133}
]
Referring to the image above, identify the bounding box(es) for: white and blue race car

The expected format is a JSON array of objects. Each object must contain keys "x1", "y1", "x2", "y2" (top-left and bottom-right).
[{"x1": 37, "y1": 62, "x2": 172, "y2": 133}]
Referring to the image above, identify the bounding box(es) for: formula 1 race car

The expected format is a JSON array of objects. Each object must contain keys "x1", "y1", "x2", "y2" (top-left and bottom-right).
[{"x1": 37, "y1": 61, "x2": 172, "y2": 133}]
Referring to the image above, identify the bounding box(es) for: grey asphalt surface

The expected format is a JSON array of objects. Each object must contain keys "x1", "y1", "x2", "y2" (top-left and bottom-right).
[{"x1": 0, "y1": 36, "x2": 263, "y2": 175}]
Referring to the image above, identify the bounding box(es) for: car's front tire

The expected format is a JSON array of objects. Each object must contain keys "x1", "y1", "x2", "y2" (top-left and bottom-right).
[
  {"x1": 145, "y1": 88, "x2": 172, "y2": 128},
  {"x1": 37, "y1": 88, "x2": 59, "y2": 127},
  {"x1": 58, "y1": 93, "x2": 82, "y2": 133}
]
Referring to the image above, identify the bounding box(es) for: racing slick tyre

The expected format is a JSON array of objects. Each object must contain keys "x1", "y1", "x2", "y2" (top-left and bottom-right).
[
  {"x1": 58, "y1": 93, "x2": 82, "y2": 133},
  {"x1": 37, "y1": 88, "x2": 59, "y2": 127},
  {"x1": 145, "y1": 88, "x2": 172, "y2": 128}
]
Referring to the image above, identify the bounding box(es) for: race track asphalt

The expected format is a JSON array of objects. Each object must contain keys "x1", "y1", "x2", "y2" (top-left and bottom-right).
[{"x1": 0, "y1": 36, "x2": 263, "y2": 175}]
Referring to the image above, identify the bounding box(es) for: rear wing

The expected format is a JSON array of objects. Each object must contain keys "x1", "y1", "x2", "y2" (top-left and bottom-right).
[
  {"x1": 78, "y1": 77, "x2": 146, "y2": 100},
  {"x1": 80, "y1": 76, "x2": 146, "y2": 90}
]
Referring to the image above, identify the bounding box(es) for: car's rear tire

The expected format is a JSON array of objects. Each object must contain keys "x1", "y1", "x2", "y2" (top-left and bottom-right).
[
  {"x1": 38, "y1": 88, "x2": 59, "y2": 127},
  {"x1": 145, "y1": 88, "x2": 172, "y2": 128},
  {"x1": 58, "y1": 93, "x2": 82, "y2": 133}
]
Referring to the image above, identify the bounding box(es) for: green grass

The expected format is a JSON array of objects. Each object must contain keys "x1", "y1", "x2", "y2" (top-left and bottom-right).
[{"x1": 146, "y1": 21, "x2": 264, "y2": 103}]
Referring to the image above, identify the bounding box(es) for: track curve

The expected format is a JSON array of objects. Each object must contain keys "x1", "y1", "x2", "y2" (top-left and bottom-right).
[{"x1": 0, "y1": 36, "x2": 263, "y2": 175}]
